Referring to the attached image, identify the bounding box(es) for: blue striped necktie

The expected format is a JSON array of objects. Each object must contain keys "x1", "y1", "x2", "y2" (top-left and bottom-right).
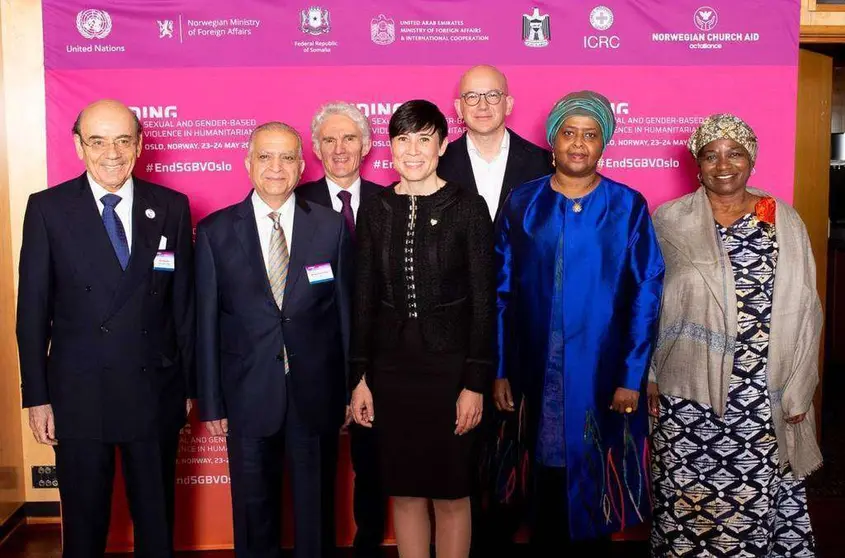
[{"x1": 101, "y1": 194, "x2": 129, "y2": 270}]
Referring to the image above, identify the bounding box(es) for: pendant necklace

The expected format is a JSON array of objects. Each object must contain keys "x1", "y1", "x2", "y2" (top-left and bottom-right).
[{"x1": 554, "y1": 174, "x2": 598, "y2": 213}]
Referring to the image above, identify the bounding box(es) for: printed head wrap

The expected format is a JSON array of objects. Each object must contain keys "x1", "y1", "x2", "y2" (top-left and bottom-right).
[
  {"x1": 545, "y1": 90, "x2": 616, "y2": 149},
  {"x1": 688, "y1": 113, "x2": 758, "y2": 164}
]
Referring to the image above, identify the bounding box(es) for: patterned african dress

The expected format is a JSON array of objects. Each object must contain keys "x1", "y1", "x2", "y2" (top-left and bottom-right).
[{"x1": 651, "y1": 211, "x2": 816, "y2": 557}]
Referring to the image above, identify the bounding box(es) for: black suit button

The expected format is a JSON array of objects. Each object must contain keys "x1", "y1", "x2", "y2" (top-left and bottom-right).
[
  {"x1": 149, "y1": 290, "x2": 158, "y2": 296},
  {"x1": 282, "y1": 317, "x2": 291, "y2": 323},
  {"x1": 85, "y1": 285, "x2": 92, "y2": 292},
  {"x1": 141, "y1": 367, "x2": 147, "y2": 373},
  {"x1": 141, "y1": 329, "x2": 148, "y2": 335},
  {"x1": 100, "y1": 325, "x2": 109, "y2": 334}
]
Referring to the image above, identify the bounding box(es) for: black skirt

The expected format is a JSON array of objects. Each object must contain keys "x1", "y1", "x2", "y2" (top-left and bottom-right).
[{"x1": 371, "y1": 320, "x2": 476, "y2": 500}]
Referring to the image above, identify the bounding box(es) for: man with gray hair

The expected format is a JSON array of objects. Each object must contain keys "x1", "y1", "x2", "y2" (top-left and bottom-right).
[
  {"x1": 297, "y1": 102, "x2": 383, "y2": 242},
  {"x1": 196, "y1": 121, "x2": 352, "y2": 558},
  {"x1": 297, "y1": 102, "x2": 385, "y2": 558}
]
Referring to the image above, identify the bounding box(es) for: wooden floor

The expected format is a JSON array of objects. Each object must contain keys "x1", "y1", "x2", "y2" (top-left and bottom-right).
[
  {"x1": 0, "y1": 524, "x2": 655, "y2": 557},
  {"x1": 3, "y1": 517, "x2": 845, "y2": 558}
]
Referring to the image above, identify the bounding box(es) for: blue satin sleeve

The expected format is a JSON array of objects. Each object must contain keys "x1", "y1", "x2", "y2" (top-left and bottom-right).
[
  {"x1": 620, "y1": 195, "x2": 665, "y2": 391},
  {"x1": 494, "y1": 204, "x2": 513, "y2": 381}
]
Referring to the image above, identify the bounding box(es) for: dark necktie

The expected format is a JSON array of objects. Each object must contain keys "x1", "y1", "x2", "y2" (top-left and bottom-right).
[
  {"x1": 101, "y1": 194, "x2": 130, "y2": 270},
  {"x1": 337, "y1": 190, "x2": 355, "y2": 241}
]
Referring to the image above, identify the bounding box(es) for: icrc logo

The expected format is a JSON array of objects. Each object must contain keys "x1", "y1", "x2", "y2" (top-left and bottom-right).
[{"x1": 76, "y1": 9, "x2": 112, "y2": 39}]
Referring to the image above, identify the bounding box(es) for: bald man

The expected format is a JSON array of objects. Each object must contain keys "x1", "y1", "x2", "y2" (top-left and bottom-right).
[
  {"x1": 17, "y1": 100, "x2": 195, "y2": 557},
  {"x1": 439, "y1": 65, "x2": 552, "y2": 222},
  {"x1": 438, "y1": 66, "x2": 551, "y2": 557}
]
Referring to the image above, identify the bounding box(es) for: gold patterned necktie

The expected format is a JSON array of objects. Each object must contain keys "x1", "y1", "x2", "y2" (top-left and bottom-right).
[
  {"x1": 267, "y1": 211, "x2": 289, "y2": 308},
  {"x1": 267, "y1": 211, "x2": 290, "y2": 373}
]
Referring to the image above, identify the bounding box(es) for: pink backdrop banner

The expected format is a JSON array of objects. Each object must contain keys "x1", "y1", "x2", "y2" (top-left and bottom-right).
[{"x1": 41, "y1": 0, "x2": 801, "y2": 551}]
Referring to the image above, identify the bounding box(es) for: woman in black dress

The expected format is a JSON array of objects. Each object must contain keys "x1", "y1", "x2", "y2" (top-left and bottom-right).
[{"x1": 349, "y1": 100, "x2": 496, "y2": 558}]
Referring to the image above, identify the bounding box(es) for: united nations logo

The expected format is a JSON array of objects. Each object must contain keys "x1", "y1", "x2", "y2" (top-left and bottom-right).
[
  {"x1": 300, "y1": 6, "x2": 330, "y2": 35},
  {"x1": 522, "y1": 7, "x2": 550, "y2": 48},
  {"x1": 76, "y1": 9, "x2": 112, "y2": 39},
  {"x1": 590, "y1": 6, "x2": 614, "y2": 31},
  {"x1": 371, "y1": 14, "x2": 395, "y2": 45},
  {"x1": 694, "y1": 6, "x2": 718, "y2": 31}
]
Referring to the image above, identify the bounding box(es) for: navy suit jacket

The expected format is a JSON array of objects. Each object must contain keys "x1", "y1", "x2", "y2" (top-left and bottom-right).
[
  {"x1": 195, "y1": 191, "x2": 351, "y2": 437},
  {"x1": 16, "y1": 173, "x2": 195, "y2": 442},
  {"x1": 295, "y1": 176, "x2": 383, "y2": 211},
  {"x1": 437, "y1": 128, "x2": 552, "y2": 220}
]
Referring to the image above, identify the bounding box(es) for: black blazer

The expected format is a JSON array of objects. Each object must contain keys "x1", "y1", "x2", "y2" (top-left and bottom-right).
[
  {"x1": 295, "y1": 176, "x2": 383, "y2": 211},
  {"x1": 349, "y1": 183, "x2": 496, "y2": 394},
  {"x1": 438, "y1": 128, "x2": 552, "y2": 219},
  {"x1": 16, "y1": 173, "x2": 195, "y2": 442},
  {"x1": 195, "y1": 192, "x2": 352, "y2": 437}
]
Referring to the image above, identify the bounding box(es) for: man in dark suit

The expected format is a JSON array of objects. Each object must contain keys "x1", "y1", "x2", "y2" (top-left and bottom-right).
[
  {"x1": 196, "y1": 122, "x2": 351, "y2": 558},
  {"x1": 438, "y1": 66, "x2": 551, "y2": 557},
  {"x1": 296, "y1": 102, "x2": 384, "y2": 558},
  {"x1": 17, "y1": 99, "x2": 195, "y2": 558},
  {"x1": 439, "y1": 65, "x2": 552, "y2": 222}
]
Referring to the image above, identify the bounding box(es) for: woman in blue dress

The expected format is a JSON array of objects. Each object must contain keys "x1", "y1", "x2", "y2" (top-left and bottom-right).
[{"x1": 493, "y1": 91, "x2": 664, "y2": 550}]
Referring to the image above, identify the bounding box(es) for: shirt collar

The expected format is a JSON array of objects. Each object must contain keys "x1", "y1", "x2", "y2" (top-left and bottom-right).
[
  {"x1": 325, "y1": 176, "x2": 361, "y2": 200},
  {"x1": 466, "y1": 129, "x2": 510, "y2": 156},
  {"x1": 88, "y1": 173, "x2": 134, "y2": 203},
  {"x1": 252, "y1": 190, "x2": 295, "y2": 222}
]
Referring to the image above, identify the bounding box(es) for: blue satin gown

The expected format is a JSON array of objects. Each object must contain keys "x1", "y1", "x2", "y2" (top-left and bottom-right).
[{"x1": 495, "y1": 174, "x2": 664, "y2": 539}]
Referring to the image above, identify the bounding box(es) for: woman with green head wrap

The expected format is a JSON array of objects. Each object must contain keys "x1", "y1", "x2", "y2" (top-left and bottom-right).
[
  {"x1": 493, "y1": 91, "x2": 664, "y2": 548},
  {"x1": 649, "y1": 113, "x2": 820, "y2": 556}
]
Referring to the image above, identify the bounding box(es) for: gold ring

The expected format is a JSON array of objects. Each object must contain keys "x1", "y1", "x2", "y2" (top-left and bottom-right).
[{"x1": 625, "y1": 406, "x2": 633, "y2": 414}]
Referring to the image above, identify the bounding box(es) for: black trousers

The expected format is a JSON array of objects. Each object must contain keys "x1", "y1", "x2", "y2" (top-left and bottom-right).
[
  {"x1": 348, "y1": 424, "x2": 386, "y2": 558},
  {"x1": 54, "y1": 429, "x2": 180, "y2": 558},
  {"x1": 469, "y1": 408, "x2": 523, "y2": 558},
  {"x1": 227, "y1": 397, "x2": 338, "y2": 558},
  {"x1": 530, "y1": 465, "x2": 611, "y2": 555}
]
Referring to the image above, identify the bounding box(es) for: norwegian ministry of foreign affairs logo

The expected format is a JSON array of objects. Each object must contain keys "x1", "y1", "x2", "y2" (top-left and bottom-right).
[
  {"x1": 590, "y1": 6, "x2": 614, "y2": 31},
  {"x1": 301, "y1": 6, "x2": 330, "y2": 35},
  {"x1": 158, "y1": 20, "x2": 174, "y2": 39},
  {"x1": 371, "y1": 14, "x2": 395, "y2": 45},
  {"x1": 694, "y1": 6, "x2": 718, "y2": 31},
  {"x1": 522, "y1": 7, "x2": 550, "y2": 48},
  {"x1": 76, "y1": 9, "x2": 112, "y2": 39}
]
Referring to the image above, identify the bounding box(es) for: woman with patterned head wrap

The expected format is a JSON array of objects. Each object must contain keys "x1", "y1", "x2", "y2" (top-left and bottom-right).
[
  {"x1": 649, "y1": 113, "x2": 821, "y2": 556},
  {"x1": 493, "y1": 90, "x2": 664, "y2": 550}
]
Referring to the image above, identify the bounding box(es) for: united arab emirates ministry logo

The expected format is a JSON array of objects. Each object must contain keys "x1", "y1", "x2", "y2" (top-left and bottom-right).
[
  {"x1": 300, "y1": 6, "x2": 330, "y2": 35},
  {"x1": 522, "y1": 7, "x2": 550, "y2": 48},
  {"x1": 370, "y1": 14, "x2": 395, "y2": 45},
  {"x1": 76, "y1": 9, "x2": 112, "y2": 39}
]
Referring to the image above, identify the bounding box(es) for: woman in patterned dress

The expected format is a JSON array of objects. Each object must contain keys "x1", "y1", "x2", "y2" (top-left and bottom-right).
[
  {"x1": 349, "y1": 100, "x2": 495, "y2": 558},
  {"x1": 649, "y1": 114, "x2": 823, "y2": 556}
]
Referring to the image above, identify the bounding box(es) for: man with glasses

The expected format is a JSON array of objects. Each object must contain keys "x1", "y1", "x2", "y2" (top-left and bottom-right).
[
  {"x1": 439, "y1": 66, "x2": 551, "y2": 557},
  {"x1": 439, "y1": 65, "x2": 552, "y2": 222},
  {"x1": 17, "y1": 99, "x2": 195, "y2": 557}
]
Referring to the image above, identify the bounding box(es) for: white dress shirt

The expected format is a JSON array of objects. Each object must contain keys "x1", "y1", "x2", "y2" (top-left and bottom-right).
[
  {"x1": 88, "y1": 173, "x2": 134, "y2": 252},
  {"x1": 466, "y1": 130, "x2": 510, "y2": 219},
  {"x1": 252, "y1": 190, "x2": 295, "y2": 272},
  {"x1": 326, "y1": 176, "x2": 362, "y2": 221}
]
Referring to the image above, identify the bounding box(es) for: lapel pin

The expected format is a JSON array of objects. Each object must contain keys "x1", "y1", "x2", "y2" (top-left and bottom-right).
[
  {"x1": 430, "y1": 219, "x2": 438, "y2": 226},
  {"x1": 145, "y1": 208, "x2": 156, "y2": 219}
]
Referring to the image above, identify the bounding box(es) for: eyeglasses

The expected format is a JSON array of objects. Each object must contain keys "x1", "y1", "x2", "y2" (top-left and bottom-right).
[
  {"x1": 460, "y1": 90, "x2": 504, "y2": 106},
  {"x1": 79, "y1": 137, "x2": 138, "y2": 152}
]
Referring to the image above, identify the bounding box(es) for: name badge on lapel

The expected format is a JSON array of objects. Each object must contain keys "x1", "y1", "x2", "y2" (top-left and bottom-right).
[
  {"x1": 153, "y1": 251, "x2": 175, "y2": 272},
  {"x1": 305, "y1": 263, "x2": 334, "y2": 284}
]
